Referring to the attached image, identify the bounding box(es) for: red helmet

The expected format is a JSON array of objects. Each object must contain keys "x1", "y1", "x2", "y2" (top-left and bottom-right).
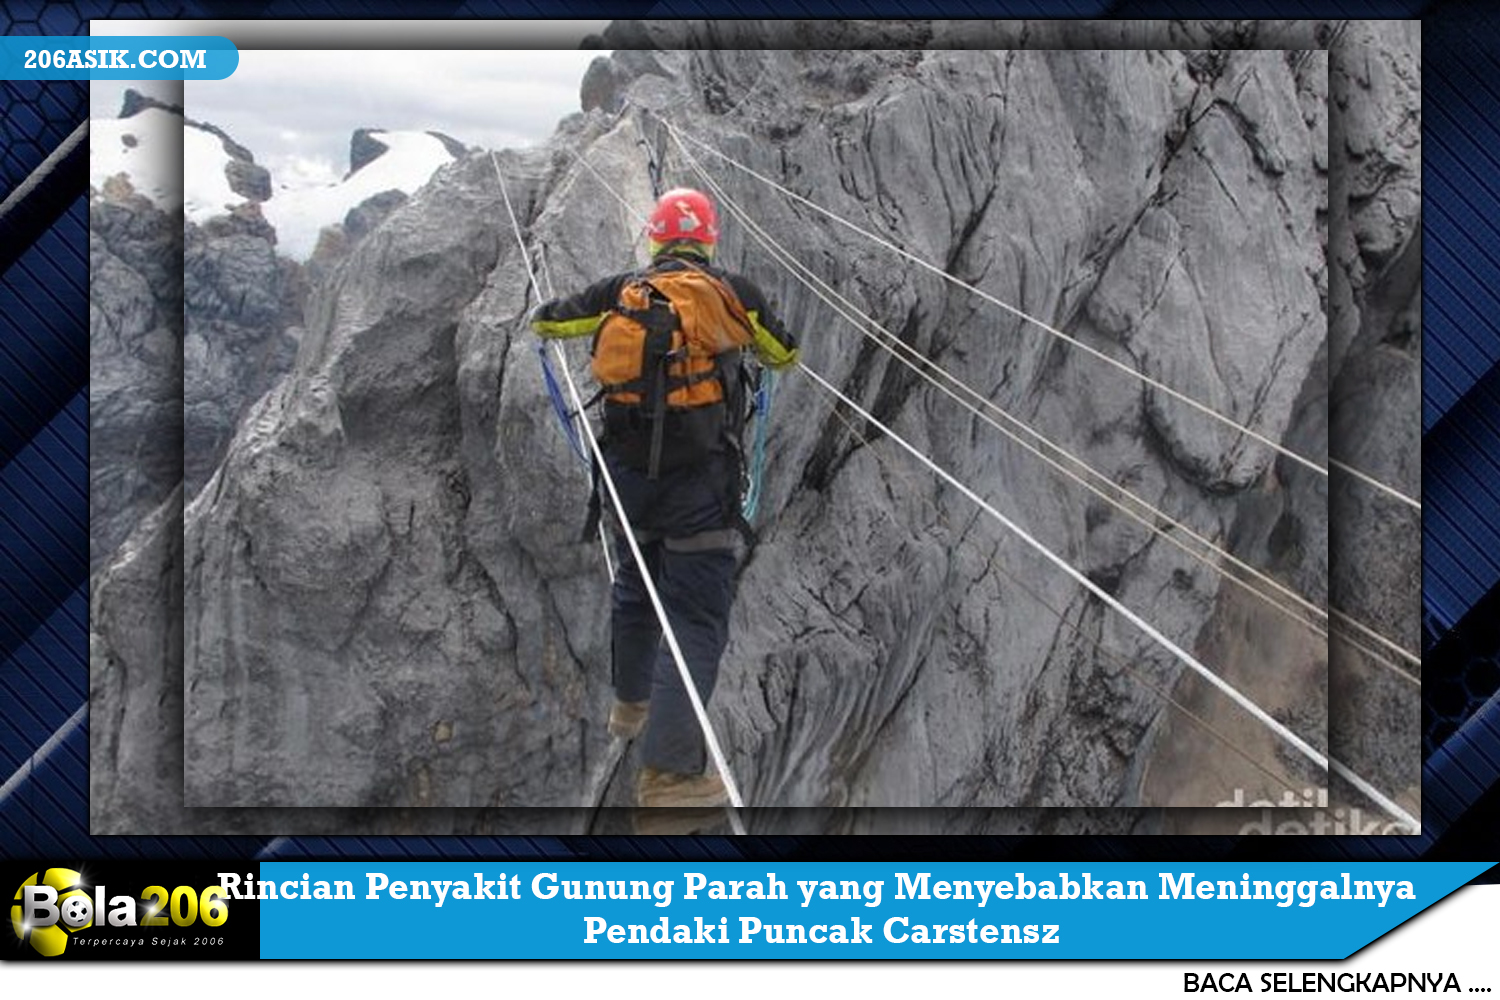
[{"x1": 647, "y1": 188, "x2": 719, "y2": 247}]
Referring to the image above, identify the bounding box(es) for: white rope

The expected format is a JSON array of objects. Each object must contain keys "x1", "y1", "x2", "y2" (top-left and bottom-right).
[
  {"x1": 658, "y1": 116, "x2": 1425, "y2": 515},
  {"x1": 797, "y1": 364, "x2": 1325, "y2": 764},
  {"x1": 1329, "y1": 457, "x2": 1422, "y2": 512},
  {"x1": 568, "y1": 144, "x2": 652, "y2": 228},
  {"x1": 492, "y1": 151, "x2": 747, "y2": 830},
  {"x1": 0, "y1": 702, "x2": 85, "y2": 808},
  {"x1": 551, "y1": 346, "x2": 748, "y2": 829},
  {"x1": 496, "y1": 160, "x2": 614, "y2": 581},
  {"x1": 716, "y1": 153, "x2": 1416, "y2": 817},
  {"x1": 679, "y1": 141, "x2": 1324, "y2": 628},
  {"x1": 661, "y1": 117, "x2": 1425, "y2": 680},
  {"x1": 538, "y1": 125, "x2": 1417, "y2": 828},
  {"x1": 0, "y1": 120, "x2": 87, "y2": 223},
  {"x1": 536, "y1": 243, "x2": 618, "y2": 584},
  {"x1": 816, "y1": 377, "x2": 1319, "y2": 801},
  {"x1": 798, "y1": 366, "x2": 1330, "y2": 764},
  {"x1": 708, "y1": 146, "x2": 1332, "y2": 791},
  {"x1": 556, "y1": 113, "x2": 1423, "y2": 679},
  {"x1": 1330, "y1": 608, "x2": 1420, "y2": 674},
  {"x1": 710, "y1": 162, "x2": 1425, "y2": 687},
  {"x1": 656, "y1": 116, "x2": 1414, "y2": 826},
  {"x1": 662, "y1": 125, "x2": 1419, "y2": 827},
  {"x1": 721, "y1": 187, "x2": 1417, "y2": 690},
  {"x1": 800, "y1": 362, "x2": 1415, "y2": 832},
  {"x1": 1328, "y1": 758, "x2": 1420, "y2": 833}
]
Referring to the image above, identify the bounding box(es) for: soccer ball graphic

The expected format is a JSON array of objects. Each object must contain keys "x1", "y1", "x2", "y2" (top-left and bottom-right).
[
  {"x1": 60, "y1": 895, "x2": 92, "y2": 929},
  {"x1": 10, "y1": 868, "x2": 92, "y2": 957}
]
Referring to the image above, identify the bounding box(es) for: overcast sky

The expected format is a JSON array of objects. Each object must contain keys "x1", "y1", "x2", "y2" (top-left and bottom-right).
[{"x1": 94, "y1": 49, "x2": 605, "y2": 191}]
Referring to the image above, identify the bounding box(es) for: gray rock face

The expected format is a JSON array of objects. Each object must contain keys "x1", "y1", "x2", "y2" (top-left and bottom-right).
[
  {"x1": 349, "y1": 128, "x2": 390, "y2": 175},
  {"x1": 182, "y1": 47, "x2": 1332, "y2": 811},
  {"x1": 183, "y1": 209, "x2": 300, "y2": 495},
  {"x1": 182, "y1": 121, "x2": 459, "y2": 500},
  {"x1": 120, "y1": 87, "x2": 184, "y2": 120},
  {"x1": 302, "y1": 189, "x2": 411, "y2": 294},
  {"x1": 580, "y1": 56, "x2": 623, "y2": 113},
  {"x1": 89, "y1": 190, "x2": 182, "y2": 572},
  {"x1": 89, "y1": 480, "x2": 1169, "y2": 834},
  {"x1": 179, "y1": 114, "x2": 298, "y2": 498},
  {"x1": 91, "y1": 486, "x2": 185, "y2": 830},
  {"x1": 92, "y1": 485, "x2": 617, "y2": 835},
  {"x1": 344, "y1": 188, "x2": 410, "y2": 243},
  {"x1": 1325, "y1": 21, "x2": 1422, "y2": 813}
]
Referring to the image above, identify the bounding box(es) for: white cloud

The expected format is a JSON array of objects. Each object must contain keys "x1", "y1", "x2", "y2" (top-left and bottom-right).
[{"x1": 185, "y1": 50, "x2": 602, "y2": 179}]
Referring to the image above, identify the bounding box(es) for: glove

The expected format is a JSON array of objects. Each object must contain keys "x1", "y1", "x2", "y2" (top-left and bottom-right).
[{"x1": 765, "y1": 346, "x2": 800, "y2": 371}]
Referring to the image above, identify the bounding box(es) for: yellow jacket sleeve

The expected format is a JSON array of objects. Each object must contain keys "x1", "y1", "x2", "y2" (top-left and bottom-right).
[
  {"x1": 747, "y1": 310, "x2": 800, "y2": 370},
  {"x1": 532, "y1": 311, "x2": 607, "y2": 339}
]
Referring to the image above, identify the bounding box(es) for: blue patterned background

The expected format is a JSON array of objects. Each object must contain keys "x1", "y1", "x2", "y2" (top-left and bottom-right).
[{"x1": 1, "y1": 1, "x2": 1494, "y2": 866}]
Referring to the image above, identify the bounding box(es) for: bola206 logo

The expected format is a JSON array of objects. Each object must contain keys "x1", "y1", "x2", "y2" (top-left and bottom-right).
[{"x1": 10, "y1": 868, "x2": 228, "y2": 957}]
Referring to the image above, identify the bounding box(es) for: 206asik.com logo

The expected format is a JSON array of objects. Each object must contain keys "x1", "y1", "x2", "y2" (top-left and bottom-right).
[{"x1": 10, "y1": 868, "x2": 228, "y2": 957}]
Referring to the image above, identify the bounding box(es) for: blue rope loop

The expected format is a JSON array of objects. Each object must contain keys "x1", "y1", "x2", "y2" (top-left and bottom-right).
[
  {"x1": 742, "y1": 368, "x2": 775, "y2": 521},
  {"x1": 537, "y1": 341, "x2": 586, "y2": 463}
]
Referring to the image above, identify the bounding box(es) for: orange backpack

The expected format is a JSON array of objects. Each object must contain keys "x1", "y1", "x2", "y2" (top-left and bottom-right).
[
  {"x1": 590, "y1": 263, "x2": 759, "y2": 481},
  {"x1": 591, "y1": 264, "x2": 756, "y2": 409}
]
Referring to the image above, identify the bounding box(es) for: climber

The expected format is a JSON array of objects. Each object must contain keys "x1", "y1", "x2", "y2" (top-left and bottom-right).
[{"x1": 531, "y1": 187, "x2": 799, "y2": 813}]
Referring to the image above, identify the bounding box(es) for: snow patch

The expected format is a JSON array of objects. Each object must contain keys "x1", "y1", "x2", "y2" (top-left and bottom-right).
[
  {"x1": 182, "y1": 123, "x2": 245, "y2": 223},
  {"x1": 90, "y1": 107, "x2": 185, "y2": 210},
  {"x1": 262, "y1": 130, "x2": 459, "y2": 260},
  {"x1": 92, "y1": 113, "x2": 460, "y2": 258}
]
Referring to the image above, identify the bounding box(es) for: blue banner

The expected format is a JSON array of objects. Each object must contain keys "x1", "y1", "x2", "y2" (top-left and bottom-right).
[
  {"x1": 257, "y1": 862, "x2": 1491, "y2": 960},
  {"x1": 0, "y1": 36, "x2": 237, "y2": 80}
]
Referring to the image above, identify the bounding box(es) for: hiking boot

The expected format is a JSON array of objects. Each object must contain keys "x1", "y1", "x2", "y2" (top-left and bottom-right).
[
  {"x1": 636, "y1": 767, "x2": 729, "y2": 809},
  {"x1": 632, "y1": 767, "x2": 731, "y2": 836},
  {"x1": 607, "y1": 700, "x2": 649, "y2": 740}
]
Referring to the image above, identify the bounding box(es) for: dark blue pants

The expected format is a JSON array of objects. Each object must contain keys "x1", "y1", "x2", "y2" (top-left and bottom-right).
[{"x1": 607, "y1": 452, "x2": 737, "y2": 774}]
